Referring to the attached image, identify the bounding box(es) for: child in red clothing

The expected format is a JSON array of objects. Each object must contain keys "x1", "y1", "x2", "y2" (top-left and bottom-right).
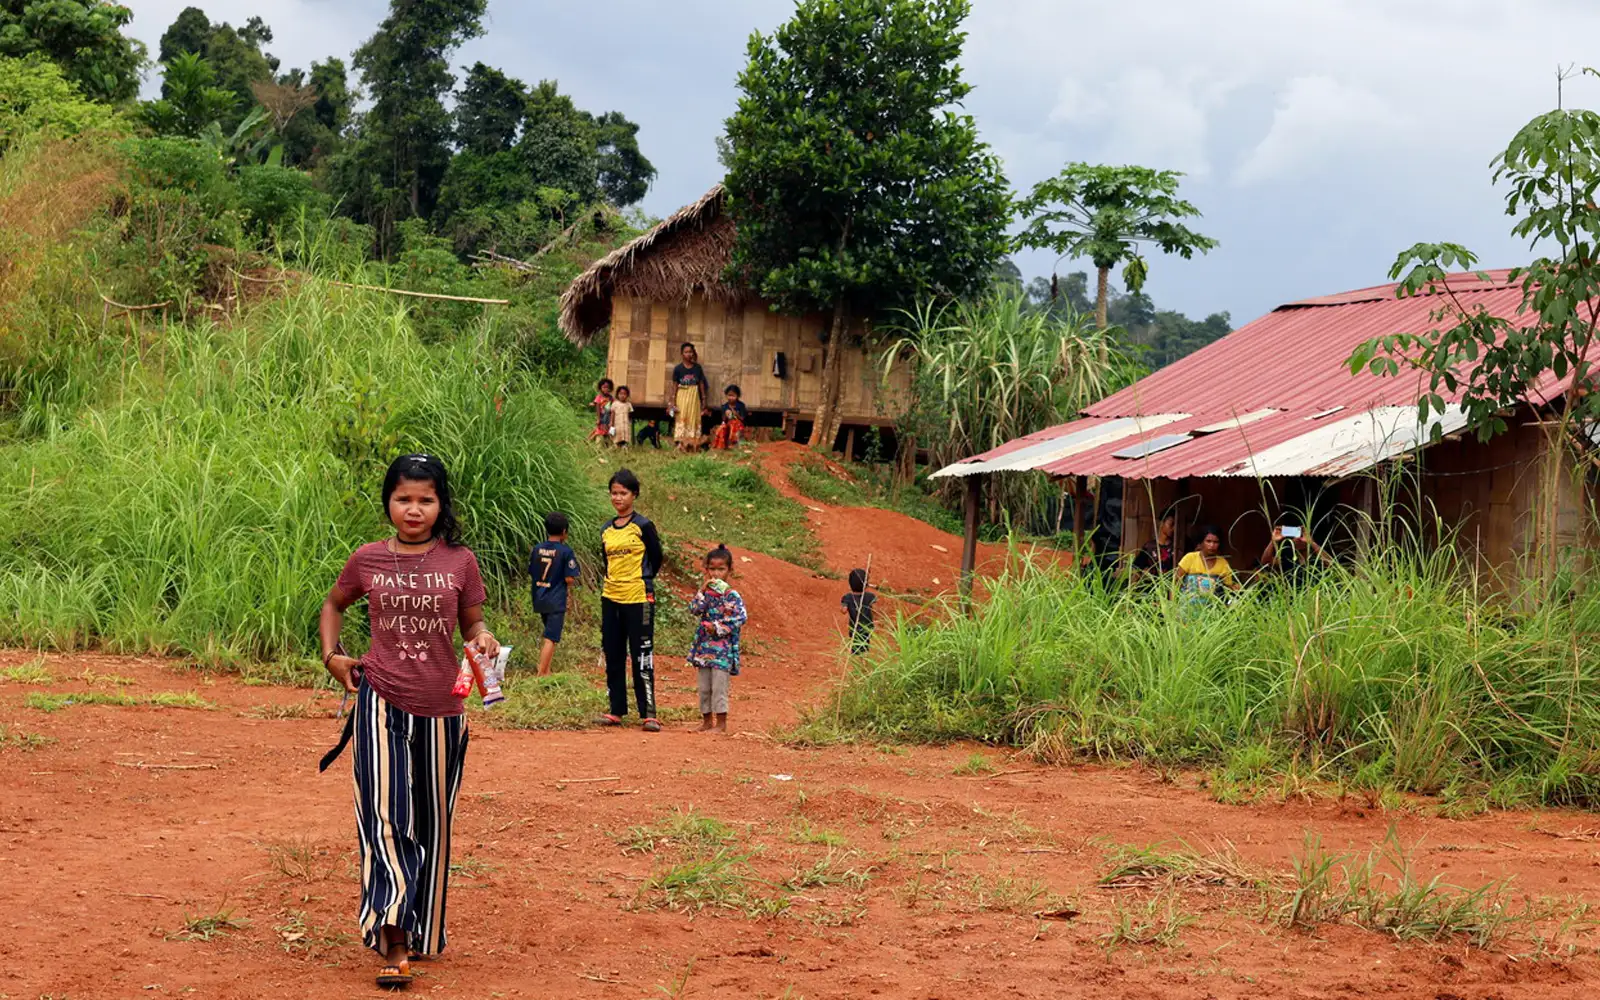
[
  {"x1": 710, "y1": 384, "x2": 747, "y2": 450},
  {"x1": 587, "y1": 378, "x2": 615, "y2": 445}
]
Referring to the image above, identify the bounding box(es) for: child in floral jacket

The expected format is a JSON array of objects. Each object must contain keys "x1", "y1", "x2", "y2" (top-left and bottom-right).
[{"x1": 687, "y1": 544, "x2": 747, "y2": 733}]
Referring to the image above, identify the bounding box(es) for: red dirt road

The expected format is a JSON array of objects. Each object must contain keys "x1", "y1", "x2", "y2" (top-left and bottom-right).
[{"x1": 3, "y1": 450, "x2": 1598, "y2": 999}]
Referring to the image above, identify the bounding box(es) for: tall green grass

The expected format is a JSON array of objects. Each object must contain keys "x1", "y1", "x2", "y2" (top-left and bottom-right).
[
  {"x1": 824, "y1": 548, "x2": 1600, "y2": 806},
  {"x1": 0, "y1": 284, "x2": 604, "y2": 663}
]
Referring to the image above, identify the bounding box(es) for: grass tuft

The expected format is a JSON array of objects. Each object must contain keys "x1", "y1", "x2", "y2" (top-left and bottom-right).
[{"x1": 26, "y1": 690, "x2": 214, "y2": 712}]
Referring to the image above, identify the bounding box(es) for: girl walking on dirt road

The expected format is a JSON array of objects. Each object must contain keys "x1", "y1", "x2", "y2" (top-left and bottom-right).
[
  {"x1": 596, "y1": 467, "x2": 665, "y2": 731},
  {"x1": 319, "y1": 454, "x2": 500, "y2": 989}
]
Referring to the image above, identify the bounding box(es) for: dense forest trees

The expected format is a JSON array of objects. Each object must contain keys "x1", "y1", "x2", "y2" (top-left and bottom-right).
[{"x1": 127, "y1": 2, "x2": 656, "y2": 258}]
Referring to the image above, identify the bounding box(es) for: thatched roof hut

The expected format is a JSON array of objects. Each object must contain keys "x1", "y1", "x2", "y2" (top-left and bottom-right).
[
  {"x1": 556, "y1": 185, "x2": 912, "y2": 442},
  {"x1": 559, "y1": 185, "x2": 740, "y2": 345}
]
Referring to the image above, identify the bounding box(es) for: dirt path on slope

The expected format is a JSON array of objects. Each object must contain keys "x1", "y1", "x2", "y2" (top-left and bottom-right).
[{"x1": 2, "y1": 460, "x2": 1599, "y2": 999}]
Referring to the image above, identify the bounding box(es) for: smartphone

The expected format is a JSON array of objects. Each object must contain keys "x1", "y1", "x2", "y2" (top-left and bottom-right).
[{"x1": 1281, "y1": 526, "x2": 1302, "y2": 539}]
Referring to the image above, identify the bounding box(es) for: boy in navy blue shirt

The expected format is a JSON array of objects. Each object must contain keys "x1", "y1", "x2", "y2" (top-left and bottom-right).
[{"x1": 530, "y1": 512, "x2": 581, "y2": 675}]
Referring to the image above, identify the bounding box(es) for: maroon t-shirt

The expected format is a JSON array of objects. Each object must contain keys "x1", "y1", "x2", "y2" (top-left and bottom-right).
[{"x1": 335, "y1": 541, "x2": 488, "y2": 718}]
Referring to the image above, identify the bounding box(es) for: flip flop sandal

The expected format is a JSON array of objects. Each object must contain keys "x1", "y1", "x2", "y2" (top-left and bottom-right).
[
  {"x1": 376, "y1": 964, "x2": 413, "y2": 988},
  {"x1": 595, "y1": 714, "x2": 623, "y2": 727},
  {"x1": 642, "y1": 718, "x2": 662, "y2": 732}
]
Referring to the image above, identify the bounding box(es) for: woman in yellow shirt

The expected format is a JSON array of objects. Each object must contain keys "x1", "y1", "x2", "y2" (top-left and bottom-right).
[{"x1": 1175, "y1": 525, "x2": 1237, "y2": 604}]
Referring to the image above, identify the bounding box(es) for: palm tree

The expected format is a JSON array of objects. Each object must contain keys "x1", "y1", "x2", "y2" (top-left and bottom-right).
[{"x1": 1016, "y1": 164, "x2": 1218, "y2": 329}]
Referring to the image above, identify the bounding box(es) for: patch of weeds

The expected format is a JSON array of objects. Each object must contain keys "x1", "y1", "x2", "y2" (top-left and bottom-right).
[
  {"x1": 1099, "y1": 840, "x2": 1273, "y2": 892},
  {"x1": 964, "y1": 874, "x2": 1051, "y2": 914},
  {"x1": 1100, "y1": 891, "x2": 1196, "y2": 950},
  {"x1": 487, "y1": 670, "x2": 693, "y2": 731},
  {"x1": 263, "y1": 836, "x2": 336, "y2": 882},
  {"x1": 449, "y1": 855, "x2": 497, "y2": 880},
  {"x1": 783, "y1": 850, "x2": 875, "y2": 891},
  {"x1": 168, "y1": 906, "x2": 248, "y2": 942},
  {"x1": 894, "y1": 871, "x2": 950, "y2": 911},
  {"x1": 654, "y1": 957, "x2": 696, "y2": 998},
  {"x1": 771, "y1": 712, "x2": 859, "y2": 748},
  {"x1": 247, "y1": 701, "x2": 322, "y2": 720},
  {"x1": 970, "y1": 804, "x2": 1049, "y2": 845},
  {"x1": 26, "y1": 690, "x2": 215, "y2": 712},
  {"x1": 1280, "y1": 830, "x2": 1516, "y2": 947},
  {"x1": 275, "y1": 909, "x2": 350, "y2": 958},
  {"x1": 641, "y1": 849, "x2": 787, "y2": 916},
  {"x1": 0, "y1": 723, "x2": 54, "y2": 751},
  {"x1": 952, "y1": 752, "x2": 997, "y2": 776},
  {"x1": 0, "y1": 659, "x2": 52, "y2": 684},
  {"x1": 1206, "y1": 742, "x2": 1282, "y2": 805},
  {"x1": 788, "y1": 817, "x2": 849, "y2": 848},
  {"x1": 80, "y1": 667, "x2": 135, "y2": 687},
  {"x1": 618, "y1": 808, "x2": 739, "y2": 855}
]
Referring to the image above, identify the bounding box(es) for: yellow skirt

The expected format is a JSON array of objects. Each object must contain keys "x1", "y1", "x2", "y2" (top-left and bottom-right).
[{"x1": 674, "y1": 385, "x2": 702, "y2": 442}]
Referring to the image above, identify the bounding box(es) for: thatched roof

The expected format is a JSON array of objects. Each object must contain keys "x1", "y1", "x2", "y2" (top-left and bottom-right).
[{"x1": 559, "y1": 185, "x2": 744, "y2": 345}]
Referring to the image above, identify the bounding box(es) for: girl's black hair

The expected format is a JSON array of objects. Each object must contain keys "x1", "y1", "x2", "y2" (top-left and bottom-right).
[
  {"x1": 680, "y1": 342, "x2": 696, "y2": 355},
  {"x1": 1196, "y1": 523, "x2": 1223, "y2": 545},
  {"x1": 616, "y1": 384, "x2": 631, "y2": 396},
  {"x1": 724, "y1": 384, "x2": 741, "y2": 397},
  {"x1": 848, "y1": 568, "x2": 867, "y2": 592},
  {"x1": 705, "y1": 543, "x2": 733, "y2": 569},
  {"x1": 382, "y1": 453, "x2": 461, "y2": 545},
  {"x1": 609, "y1": 467, "x2": 641, "y2": 496},
  {"x1": 598, "y1": 377, "x2": 614, "y2": 391}
]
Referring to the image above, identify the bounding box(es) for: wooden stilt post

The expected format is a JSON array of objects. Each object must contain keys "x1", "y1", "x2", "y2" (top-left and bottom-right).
[
  {"x1": 844, "y1": 426, "x2": 856, "y2": 461},
  {"x1": 960, "y1": 474, "x2": 982, "y2": 607},
  {"x1": 1072, "y1": 475, "x2": 1087, "y2": 571}
]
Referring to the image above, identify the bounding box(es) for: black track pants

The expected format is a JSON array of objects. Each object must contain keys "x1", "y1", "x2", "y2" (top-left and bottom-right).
[{"x1": 600, "y1": 597, "x2": 656, "y2": 719}]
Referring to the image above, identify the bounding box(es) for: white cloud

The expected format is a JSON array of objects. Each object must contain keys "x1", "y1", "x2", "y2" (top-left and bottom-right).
[{"x1": 1233, "y1": 75, "x2": 1407, "y2": 186}]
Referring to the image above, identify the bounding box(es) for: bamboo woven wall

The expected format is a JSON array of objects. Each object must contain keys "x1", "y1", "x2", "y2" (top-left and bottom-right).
[{"x1": 605, "y1": 293, "x2": 911, "y2": 423}]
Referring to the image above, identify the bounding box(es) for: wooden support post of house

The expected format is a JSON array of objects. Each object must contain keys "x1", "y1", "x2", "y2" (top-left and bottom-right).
[
  {"x1": 1072, "y1": 476, "x2": 1087, "y2": 570},
  {"x1": 960, "y1": 474, "x2": 982, "y2": 607},
  {"x1": 844, "y1": 426, "x2": 856, "y2": 461}
]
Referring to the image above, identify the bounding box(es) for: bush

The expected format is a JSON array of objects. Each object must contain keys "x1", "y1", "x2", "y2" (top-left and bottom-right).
[
  {"x1": 826, "y1": 550, "x2": 1600, "y2": 806},
  {"x1": 235, "y1": 164, "x2": 327, "y2": 236},
  {"x1": 0, "y1": 56, "x2": 125, "y2": 150},
  {"x1": 0, "y1": 283, "x2": 605, "y2": 663}
]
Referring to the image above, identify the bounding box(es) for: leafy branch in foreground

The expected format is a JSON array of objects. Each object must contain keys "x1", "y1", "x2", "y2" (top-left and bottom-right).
[{"x1": 1347, "y1": 84, "x2": 1600, "y2": 443}]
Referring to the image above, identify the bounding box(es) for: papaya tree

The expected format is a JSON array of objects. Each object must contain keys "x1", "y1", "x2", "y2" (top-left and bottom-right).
[
  {"x1": 1015, "y1": 164, "x2": 1217, "y2": 330},
  {"x1": 722, "y1": 0, "x2": 1011, "y2": 450}
]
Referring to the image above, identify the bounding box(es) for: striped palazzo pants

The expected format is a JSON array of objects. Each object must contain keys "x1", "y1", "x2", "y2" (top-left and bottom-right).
[{"x1": 352, "y1": 683, "x2": 469, "y2": 956}]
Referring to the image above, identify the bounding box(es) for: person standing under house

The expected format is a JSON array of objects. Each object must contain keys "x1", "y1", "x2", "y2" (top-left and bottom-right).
[
  {"x1": 609, "y1": 385, "x2": 635, "y2": 448},
  {"x1": 1131, "y1": 509, "x2": 1178, "y2": 583},
  {"x1": 596, "y1": 468, "x2": 665, "y2": 731},
  {"x1": 670, "y1": 343, "x2": 710, "y2": 451},
  {"x1": 530, "y1": 512, "x2": 580, "y2": 676},
  {"x1": 1175, "y1": 524, "x2": 1238, "y2": 607},
  {"x1": 318, "y1": 454, "x2": 499, "y2": 989},
  {"x1": 711, "y1": 384, "x2": 748, "y2": 450},
  {"x1": 687, "y1": 544, "x2": 748, "y2": 733},
  {"x1": 1259, "y1": 518, "x2": 1333, "y2": 587}
]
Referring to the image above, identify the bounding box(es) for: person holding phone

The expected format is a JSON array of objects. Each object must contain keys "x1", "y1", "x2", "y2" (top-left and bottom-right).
[{"x1": 1260, "y1": 518, "x2": 1331, "y2": 586}]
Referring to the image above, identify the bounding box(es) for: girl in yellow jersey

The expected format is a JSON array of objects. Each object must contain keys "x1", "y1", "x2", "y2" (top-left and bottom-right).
[{"x1": 596, "y1": 468, "x2": 665, "y2": 731}]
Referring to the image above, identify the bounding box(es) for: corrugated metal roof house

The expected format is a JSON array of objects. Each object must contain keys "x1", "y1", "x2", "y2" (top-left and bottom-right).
[{"x1": 938, "y1": 270, "x2": 1592, "y2": 585}]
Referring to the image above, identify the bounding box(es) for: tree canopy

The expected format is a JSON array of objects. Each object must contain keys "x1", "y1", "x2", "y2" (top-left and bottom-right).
[
  {"x1": 723, "y1": 0, "x2": 1011, "y2": 447},
  {"x1": 0, "y1": 0, "x2": 144, "y2": 103},
  {"x1": 1016, "y1": 163, "x2": 1217, "y2": 329}
]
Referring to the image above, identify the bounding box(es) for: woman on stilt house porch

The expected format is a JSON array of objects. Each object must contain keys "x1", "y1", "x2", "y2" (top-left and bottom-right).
[{"x1": 671, "y1": 342, "x2": 710, "y2": 451}]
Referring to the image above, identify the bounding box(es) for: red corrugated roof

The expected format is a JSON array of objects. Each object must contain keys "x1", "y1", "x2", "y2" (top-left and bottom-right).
[{"x1": 937, "y1": 269, "x2": 1566, "y2": 481}]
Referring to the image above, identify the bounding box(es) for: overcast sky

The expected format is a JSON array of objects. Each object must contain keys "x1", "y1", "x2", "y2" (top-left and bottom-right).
[{"x1": 125, "y1": 0, "x2": 1596, "y2": 324}]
